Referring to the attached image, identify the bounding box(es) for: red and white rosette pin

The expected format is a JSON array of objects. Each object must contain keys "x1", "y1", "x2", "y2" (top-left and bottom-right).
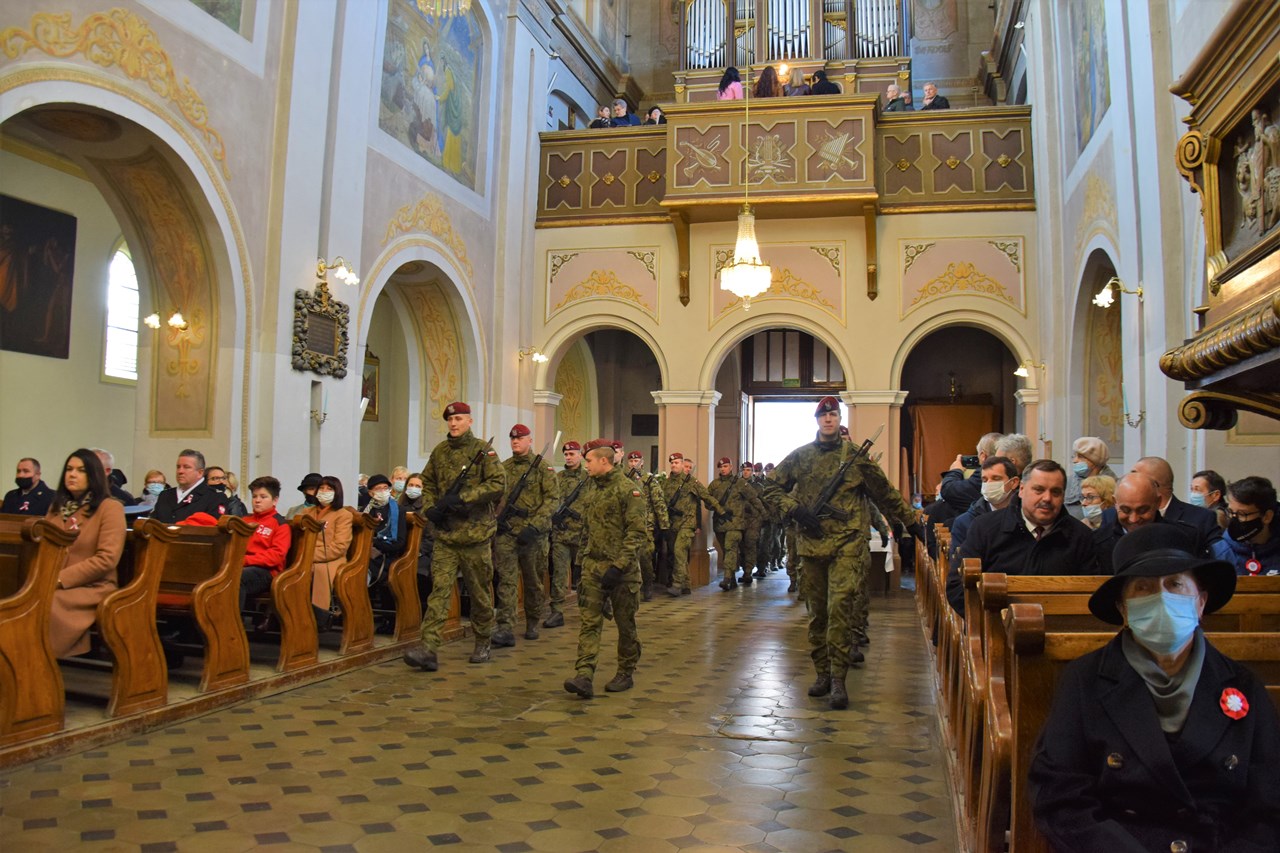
[
  {"x1": 1245, "y1": 558, "x2": 1262, "y2": 576},
  {"x1": 1220, "y1": 688, "x2": 1249, "y2": 720}
]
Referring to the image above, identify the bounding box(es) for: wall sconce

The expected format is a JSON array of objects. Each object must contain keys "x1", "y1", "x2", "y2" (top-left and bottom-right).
[
  {"x1": 317, "y1": 256, "x2": 360, "y2": 287},
  {"x1": 518, "y1": 347, "x2": 549, "y2": 363},
  {"x1": 1092, "y1": 275, "x2": 1142, "y2": 308},
  {"x1": 1013, "y1": 359, "x2": 1045, "y2": 378},
  {"x1": 143, "y1": 311, "x2": 188, "y2": 331}
]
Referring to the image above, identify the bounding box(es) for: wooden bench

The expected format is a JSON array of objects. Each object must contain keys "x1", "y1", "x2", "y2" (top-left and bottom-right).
[
  {"x1": 270, "y1": 514, "x2": 324, "y2": 672},
  {"x1": 387, "y1": 513, "x2": 426, "y2": 643},
  {"x1": 0, "y1": 516, "x2": 77, "y2": 746},
  {"x1": 154, "y1": 515, "x2": 255, "y2": 692},
  {"x1": 331, "y1": 509, "x2": 378, "y2": 655}
]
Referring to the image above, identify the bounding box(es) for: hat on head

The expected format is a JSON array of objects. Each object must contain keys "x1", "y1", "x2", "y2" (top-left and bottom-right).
[
  {"x1": 838, "y1": 425, "x2": 850, "y2": 436},
  {"x1": 1087, "y1": 523, "x2": 1236, "y2": 625},
  {"x1": 815, "y1": 396, "x2": 840, "y2": 417},
  {"x1": 753, "y1": 463, "x2": 763, "y2": 472},
  {"x1": 611, "y1": 440, "x2": 623, "y2": 450},
  {"x1": 741, "y1": 461, "x2": 753, "y2": 469},
  {"x1": 627, "y1": 451, "x2": 643, "y2": 460},
  {"x1": 1072, "y1": 436, "x2": 1110, "y2": 468},
  {"x1": 562, "y1": 440, "x2": 581, "y2": 453},
  {"x1": 367, "y1": 474, "x2": 391, "y2": 491},
  {"x1": 509, "y1": 423, "x2": 531, "y2": 438},
  {"x1": 443, "y1": 401, "x2": 471, "y2": 419},
  {"x1": 298, "y1": 472, "x2": 323, "y2": 492},
  {"x1": 764, "y1": 463, "x2": 775, "y2": 471},
  {"x1": 717, "y1": 457, "x2": 732, "y2": 466},
  {"x1": 583, "y1": 438, "x2": 612, "y2": 452},
  {"x1": 668, "y1": 452, "x2": 683, "y2": 462}
]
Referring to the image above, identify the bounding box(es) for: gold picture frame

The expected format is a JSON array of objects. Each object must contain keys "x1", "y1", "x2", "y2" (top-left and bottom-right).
[
  {"x1": 362, "y1": 352, "x2": 380, "y2": 422},
  {"x1": 292, "y1": 281, "x2": 350, "y2": 377}
]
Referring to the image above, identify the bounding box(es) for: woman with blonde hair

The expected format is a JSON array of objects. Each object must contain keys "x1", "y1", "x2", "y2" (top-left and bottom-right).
[
  {"x1": 1079, "y1": 474, "x2": 1116, "y2": 529},
  {"x1": 784, "y1": 67, "x2": 811, "y2": 96}
]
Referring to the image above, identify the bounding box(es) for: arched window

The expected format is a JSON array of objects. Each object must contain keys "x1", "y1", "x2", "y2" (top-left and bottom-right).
[{"x1": 103, "y1": 246, "x2": 139, "y2": 382}]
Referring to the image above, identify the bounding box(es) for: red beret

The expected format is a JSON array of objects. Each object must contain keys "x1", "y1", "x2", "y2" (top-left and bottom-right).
[
  {"x1": 741, "y1": 462, "x2": 753, "y2": 470},
  {"x1": 509, "y1": 423, "x2": 531, "y2": 438},
  {"x1": 562, "y1": 441, "x2": 581, "y2": 452},
  {"x1": 583, "y1": 438, "x2": 611, "y2": 452},
  {"x1": 814, "y1": 396, "x2": 840, "y2": 417},
  {"x1": 753, "y1": 463, "x2": 763, "y2": 472},
  {"x1": 764, "y1": 463, "x2": 775, "y2": 471},
  {"x1": 718, "y1": 457, "x2": 732, "y2": 466},
  {"x1": 627, "y1": 451, "x2": 643, "y2": 460},
  {"x1": 668, "y1": 452, "x2": 683, "y2": 462},
  {"x1": 443, "y1": 401, "x2": 471, "y2": 419},
  {"x1": 610, "y1": 440, "x2": 623, "y2": 450},
  {"x1": 838, "y1": 425, "x2": 850, "y2": 436}
]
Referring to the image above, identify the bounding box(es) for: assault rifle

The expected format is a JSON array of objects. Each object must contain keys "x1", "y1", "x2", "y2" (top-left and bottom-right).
[
  {"x1": 713, "y1": 472, "x2": 739, "y2": 525},
  {"x1": 806, "y1": 424, "x2": 884, "y2": 523},
  {"x1": 551, "y1": 474, "x2": 588, "y2": 530},
  {"x1": 427, "y1": 436, "x2": 495, "y2": 526},
  {"x1": 665, "y1": 474, "x2": 691, "y2": 521},
  {"x1": 497, "y1": 430, "x2": 561, "y2": 535}
]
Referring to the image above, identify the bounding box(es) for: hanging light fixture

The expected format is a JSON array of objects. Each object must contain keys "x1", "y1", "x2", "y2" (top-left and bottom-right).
[
  {"x1": 417, "y1": 0, "x2": 471, "y2": 17},
  {"x1": 719, "y1": 65, "x2": 772, "y2": 310}
]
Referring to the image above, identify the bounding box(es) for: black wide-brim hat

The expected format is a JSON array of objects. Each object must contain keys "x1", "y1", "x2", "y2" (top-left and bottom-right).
[{"x1": 1088, "y1": 522, "x2": 1237, "y2": 625}]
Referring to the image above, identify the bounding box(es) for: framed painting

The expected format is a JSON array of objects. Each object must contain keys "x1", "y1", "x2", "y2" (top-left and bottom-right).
[
  {"x1": 363, "y1": 352, "x2": 380, "y2": 422},
  {"x1": 0, "y1": 193, "x2": 77, "y2": 359}
]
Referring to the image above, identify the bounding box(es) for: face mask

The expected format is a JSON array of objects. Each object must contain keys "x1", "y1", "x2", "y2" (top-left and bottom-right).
[
  {"x1": 1125, "y1": 590, "x2": 1200, "y2": 655},
  {"x1": 316, "y1": 490, "x2": 335, "y2": 506},
  {"x1": 146, "y1": 482, "x2": 165, "y2": 496},
  {"x1": 1229, "y1": 516, "x2": 1265, "y2": 543},
  {"x1": 392, "y1": 479, "x2": 406, "y2": 493},
  {"x1": 405, "y1": 486, "x2": 423, "y2": 500},
  {"x1": 304, "y1": 493, "x2": 318, "y2": 506},
  {"x1": 1186, "y1": 491, "x2": 1207, "y2": 508},
  {"x1": 14, "y1": 476, "x2": 34, "y2": 490},
  {"x1": 1072, "y1": 461, "x2": 1091, "y2": 478},
  {"x1": 980, "y1": 481, "x2": 1008, "y2": 505},
  {"x1": 370, "y1": 490, "x2": 390, "y2": 506},
  {"x1": 1082, "y1": 503, "x2": 1103, "y2": 519}
]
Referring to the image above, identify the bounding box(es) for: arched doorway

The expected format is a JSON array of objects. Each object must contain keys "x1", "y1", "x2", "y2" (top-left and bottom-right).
[{"x1": 1070, "y1": 249, "x2": 1124, "y2": 467}]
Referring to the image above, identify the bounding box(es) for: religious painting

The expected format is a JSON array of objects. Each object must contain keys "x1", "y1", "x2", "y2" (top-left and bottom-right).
[
  {"x1": 0, "y1": 193, "x2": 76, "y2": 360},
  {"x1": 185, "y1": 0, "x2": 242, "y2": 32},
  {"x1": 379, "y1": 0, "x2": 483, "y2": 190},
  {"x1": 1068, "y1": 0, "x2": 1110, "y2": 154},
  {"x1": 363, "y1": 352, "x2": 381, "y2": 422}
]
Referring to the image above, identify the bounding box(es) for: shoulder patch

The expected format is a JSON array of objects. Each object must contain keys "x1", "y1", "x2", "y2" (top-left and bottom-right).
[
  {"x1": 487, "y1": 450, "x2": 496, "y2": 456},
  {"x1": 632, "y1": 490, "x2": 642, "y2": 497}
]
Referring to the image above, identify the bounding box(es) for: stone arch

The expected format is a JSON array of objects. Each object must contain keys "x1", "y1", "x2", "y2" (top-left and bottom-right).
[
  {"x1": 536, "y1": 315, "x2": 669, "y2": 392},
  {"x1": 890, "y1": 311, "x2": 1035, "y2": 390},
  {"x1": 697, "y1": 313, "x2": 855, "y2": 391},
  {"x1": 1069, "y1": 245, "x2": 1124, "y2": 450}
]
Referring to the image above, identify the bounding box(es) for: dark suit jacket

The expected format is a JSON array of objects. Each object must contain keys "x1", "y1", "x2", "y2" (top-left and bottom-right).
[
  {"x1": 919, "y1": 95, "x2": 951, "y2": 110},
  {"x1": 1, "y1": 480, "x2": 54, "y2": 515},
  {"x1": 811, "y1": 79, "x2": 841, "y2": 95},
  {"x1": 940, "y1": 468, "x2": 981, "y2": 514},
  {"x1": 1163, "y1": 495, "x2": 1224, "y2": 549},
  {"x1": 1029, "y1": 633, "x2": 1280, "y2": 852},
  {"x1": 1092, "y1": 511, "x2": 1216, "y2": 574},
  {"x1": 151, "y1": 481, "x2": 228, "y2": 524}
]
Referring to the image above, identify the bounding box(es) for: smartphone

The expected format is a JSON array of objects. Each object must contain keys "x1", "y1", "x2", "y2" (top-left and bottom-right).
[{"x1": 960, "y1": 454, "x2": 980, "y2": 468}]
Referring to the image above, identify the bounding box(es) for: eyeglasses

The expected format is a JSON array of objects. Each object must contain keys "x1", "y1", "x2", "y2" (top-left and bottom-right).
[
  {"x1": 1226, "y1": 509, "x2": 1262, "y2": 522},
  {"x1": 1081, "y1": 495, "x2": 1102, "y2": 505}
]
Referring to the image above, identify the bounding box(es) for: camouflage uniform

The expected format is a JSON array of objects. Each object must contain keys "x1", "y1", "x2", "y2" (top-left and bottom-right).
[
  {"x1": 417, "y1": 430, "x2": 505, "y2": 649},
  {"x1": 495, "y1": 452, "x2": 557, "y2": 636},
  {"x1": 574, "y1": 466, "x2": 647, "y2": 679},
  {"x1": 707, "y1": 473, "x2": 766, "y2": 585},
  {"x1": 738, "y1": 474, "x2": 765, "y2": 578},
  {"x1": 664, "y1": 472, "x2": 725, "y2": 591},
  {"x1": 626, "y1": 467, "x2": 669, "y2": 596},
  {"x1": 785, "y1": 523, "x2": 801, "y2": 592},
  {"x1": 763, "y1": 435, "x2": 915, "y2": 679},
  {"x1": 549, "y1": 464, "x2": 588, "y2": 619}
]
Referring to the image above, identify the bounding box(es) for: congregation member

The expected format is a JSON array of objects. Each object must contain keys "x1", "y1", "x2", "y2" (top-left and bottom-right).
[
  {"x1": 204, "y1": 466, "x2": 247, "y2": 516},
  {"x1": 46, "y1": 449, "x2": 126, "y2": 658},
  {"x1": 1132, "y1": 456, "x2": 1224, "y2": 552},
  {"x1": 390, "y1": 467, "x2": 410, "y2": 502},
  {"x1": 1065, "y1": 436, "x2": 1116, "y2": 517},
  {"x1": 547, "y1": 440, "x2": 587, "y2": 627},
  {"x1": 151, "y1": 450, "x2": 228, "y2": 523},
  {"x1": 610, "y1": 98, "x2": 641, "y2": 126},
  {"x1": 763, "y1": 397, "x2": 921, "y2": 710},
  {"x1": 285, "y1": 472, "x2": 322, "y2": 518},
  {"x1": 810, "y1": 68, "x2": 840, "y2": 94},
  {"x1": 3, "y1": 456, "x2": 53, "y2": 515},
  {"x1": 1090, "y1": 473, "x2": 1221, "y2": 573},
  {"x1": 1079, "y1": 474, "x2": 1116, "y2": 529},
  {"x1": 947, "y1": 455, "x2": 1020, "y2": 567},
  {"x1": 494, "y1": 424, "x2": 555, "y2": 646},
  {"x1": 588, "y1": 105, "x2": 613, "y2": 129},
  {"x1": 1223, "y1": 476, "x2": 1279, "y2": 576},
  {"x1": 642, "y1": 106, "x2": 666, "y2": 125},
  {"x1": 949, "y1": 459, "x2": 1096, "y2": 613},
  {"x1": 92, "y1": 449, "x2": 135, "y2": 505},
  {"x1": 753, "y1": 65, "x2": 782, "y2": 97},
  {"x1": 238, "y1": 476, "x2": 292, "y2": 618},
  {"x1": 404, "y1": 401, "x2": 505, "y2": 671},
  {"x1": 1030, "y1": 524, "x2": 1280, "y2": 851},
  {"x1": 717, "y1": 66, "x2": 743, "y2": 100},
  {"x1": 399, "y1": 472, "x2": 433, "y2": 591},
  {"x1": 708, "y1": 457, "x2": 764, "y2": 590},
  {"x1": 136, "y1": 469, "x2": 168, "y2": 511},
  {"x1": 783, "y1": 67, "x2": 811, "y2": 96},
  {"x1": 563, "y1": 439, "x2": 647, "y2": 699},
  {"x1": 939, "y1": 432, "x2": 1003, "y2": 514},
  {"x1": 882, "y1": 82, "x2": 911, "y2": 111},
  {"x1": 1190, "y1": 468, "x2": 1230, "y2": 529},
  {"x1": 365, "y1": 474, "x2": 406, "y2": 587},
  {"x1": 663, "y1": 451, "x2": 726, "y2": 597},
  {"x1": 299, "y1": 475, "x2": 352, "y2": 629},
  {"x1": 917, "y1": 81, "x2": 950, "y2": 110},
  {"x1": 624, "y1": 450, "x2": 668, "y2": 601}
]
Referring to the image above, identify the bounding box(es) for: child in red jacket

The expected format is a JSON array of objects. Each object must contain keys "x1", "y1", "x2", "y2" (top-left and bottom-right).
[{"x1": 240, "y1": 476, "x2": 292, "y2": 617}]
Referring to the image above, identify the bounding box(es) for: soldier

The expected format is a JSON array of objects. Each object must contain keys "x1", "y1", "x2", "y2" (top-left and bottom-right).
[
  {"x1": 625, "y1": 450, "x2": 669, "y2": 601},
  {"x1": 546, "y1": 440, "x2": 586, "y2": 628},
  {"x1": 563, "y1": 440, "x2": 647, "y2": 699},
  {"x1": 493, "y1": 424, "x2": 556, "y2": 646},
  {"x1": 762, "y1": 396, "x2": 921, "y2": 710},
  {"x1": 664, "y1": 453, "x2": 725, "y2": 596},
  {"x1": 403, "y1": 402, "x2": 506, "y2": 670},
  {"x1": 707, "y1": 458, "x2": 766, "y2": 590},
  {"x1": 737, "y1": 461, "x2": 767, "y2": 582}
]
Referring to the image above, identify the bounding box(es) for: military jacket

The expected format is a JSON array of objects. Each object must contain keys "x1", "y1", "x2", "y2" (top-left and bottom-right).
[
  {"x1": 750, "y1": 476, "x2": 783, "y2": 523},
  {"x1": 419, "y1": 429, "x2": 506, "y2": 546},
  {"x1": 580, "y1": 467, "x2": 647, "y2": 577},
  {"x1": 763, "y1": 435, "x2": 915, "y2": 558},
  {"x1": 664, "y1": 472, "x2": 725, "y2": 531},
  {"x1": 499, "y1": 452, "x2": 557, "y2": 534},
  {"x1": 627, "y1": 469, "x2": 670, "y2": 531},
  {"x1": 553, "y1": 465, "x2": 589, "y2": 541},
  {"x1": 708, "y1": 475, "x2": 766, "y2": 533}
]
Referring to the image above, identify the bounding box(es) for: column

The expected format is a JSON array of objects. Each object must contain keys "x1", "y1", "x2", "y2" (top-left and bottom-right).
[
  {"x1": 533, "y1": 390, "x2": 563, "y2": 450},
  {"x1": 1015, "y1": 389, "x2": 1045, "y2": 458},
  {"x1": 652, "y1": 390, "x2": 722, "y2": 588},
  {"x1": 842, "y1": 390, "x2": 909, "y2": 488}
]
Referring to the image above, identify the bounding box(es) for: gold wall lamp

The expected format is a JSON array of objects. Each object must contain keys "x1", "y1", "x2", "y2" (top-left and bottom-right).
[{"x1": 1092, "y1": 275, "x2": 1142, "y2": 308}]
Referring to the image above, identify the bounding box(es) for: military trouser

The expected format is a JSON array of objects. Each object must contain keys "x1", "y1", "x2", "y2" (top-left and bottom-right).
[
  {"x1": 547, "y1": 532, "x2": 578, "y2": 612},
  {"x1": 800, "y1": 536, "x2": 870, "y2": 678},
  {"x1": 419, "y1": 540, "x2": 494, "y2": 649},
  {"x1": 654, "y1": 529, "x2": 672, "y2": 588},
  {"x1": 786, "y1": 527, "x2": 799, "y2": 579},
  {"x1": 636, "y1": 538, "x2": 656, "y2": 592},
  {"x1": 574, "y1": 561, "x2": 641, "y2": 678},
  {"x1": 495, "y1": 532, "x2": 548, "y2": 630},
  {"x1": 713, "y1": 529, "x2": 740, "y2": 582},
  {"x1": 739, "y1": 524, "x2": 760, "y2": 575},
  {"x1": 671, "y1": 527, "x2": 697, "y2": 589},
  {"x1": 770, "y1": 522, "x2": 785, "y2": 568}
]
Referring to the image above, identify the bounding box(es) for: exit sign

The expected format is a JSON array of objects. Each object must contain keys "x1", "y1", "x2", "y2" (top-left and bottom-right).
[{"x1": 782, "y1": 378, "x2": 801, "y2": 388}]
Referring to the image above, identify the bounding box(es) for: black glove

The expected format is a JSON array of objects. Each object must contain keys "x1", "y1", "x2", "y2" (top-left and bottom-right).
[
  {"x1": 517, "y1": 525, "x2": 541, "y2": 546},
  {"x1": 791, "y1": 506, "x2": 823, "y2": 537},
  {"x1": 906, "y1": 522, "x2": 926, "y2": 542},
  {"x1": 551, "y1": 511, "x2": 567, "y2": 530},
  {"x1": 719, "y1": 508, "x2": 734, "y2": 521},
  {"x1": 879, "y1": 529, "x2": 890, "y2": 548},
  {"x1": 600, "y1": 565, "x2": 624, "y2": 592},
  {"x1": 438, "y1": 492, "x2": 464, "y2": 514},
  {"x1": 424, "y1": 505, "x2": 446, "y2": 525}
]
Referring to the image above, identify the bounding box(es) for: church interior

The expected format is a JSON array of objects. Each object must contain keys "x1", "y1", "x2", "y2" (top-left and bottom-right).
[{"x1": 2, "y1": 0, "x2": 1279, "y2": 850}]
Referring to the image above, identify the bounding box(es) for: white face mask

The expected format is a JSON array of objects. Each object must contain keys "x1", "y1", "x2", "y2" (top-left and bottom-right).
[
  {"x1": 370, "y1": 490, "x2": 390, "y2": 506},
  {"x1": 980, "y1": 480, "x2": 1009, "y2": 505},
  {"x1": 316, "y1": 490, "x2": 335, "y2": 506},
  {"x1": 405, "y1": 486, "x2": 423, "y2": 500},
  {"x1": 392, "y1": 479, "x2": 406, "y2": 493}
]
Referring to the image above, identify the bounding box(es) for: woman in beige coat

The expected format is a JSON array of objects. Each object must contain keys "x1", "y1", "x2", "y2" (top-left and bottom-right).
[
  {"x1": 46, "y1": 448, "x2": 126, "y2": 657},
  {"x1": 299, "y1": 475, "x2": 352, "y2": 628}
]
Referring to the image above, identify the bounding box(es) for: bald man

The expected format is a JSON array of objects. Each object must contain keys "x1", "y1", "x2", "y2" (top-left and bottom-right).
[
  {"x1": 1092, "y1": 472, "x2": 1225, "y2": 573},
  {"x1": 1131, "y1": 456, "x2": 1225, "y2": 557}
]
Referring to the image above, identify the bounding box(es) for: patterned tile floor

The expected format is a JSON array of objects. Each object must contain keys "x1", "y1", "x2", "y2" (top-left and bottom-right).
[{"x1": 0, "y1": 577, "x2": 954, "y2": 852}]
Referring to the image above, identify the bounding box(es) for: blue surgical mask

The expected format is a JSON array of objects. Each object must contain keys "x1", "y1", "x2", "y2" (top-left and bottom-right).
[
  {"x1": 1072, "y1": 461, "x2": 1091, "y2": 478},
  {"x1": 1082, "y1": 503, "x2": 1103, "y2": 519},
  {"x1": 1124, "y1": 590, "x2": 1200, "y2": 655},
  {"x1": 145, "y1": 482, "x2": 165, "y2": 496},
  {"x1": 405, "y1": 486, "x2": 423, "y2": 500},
  {"x1": 1186, "y1": 491, "x2": 1207, "y2": 508}
]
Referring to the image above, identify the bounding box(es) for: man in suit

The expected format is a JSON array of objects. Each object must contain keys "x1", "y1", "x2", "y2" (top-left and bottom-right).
[
  {"x1": 1131, "y1": 456, "x2": 1230, "y2": 562},
  {"x1": 2, "y1": 457, "x2": 53, "y2": 515},
  {"x1": 882, "y1": 83, "x2": 912, "y2": 112},
  {"x1": 918, "y1": 81, "x2": 951, "y2": 110},
  {"x1": 151, "y1": 449, "x2": 228, "y2": 523}
]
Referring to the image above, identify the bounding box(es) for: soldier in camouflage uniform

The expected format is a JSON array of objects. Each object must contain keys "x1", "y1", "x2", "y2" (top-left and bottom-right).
[
  {"x1": 762, "y1": 396, "x2": 921, "y2": 709},
  {"x1": 759, "y1": 463, "x2": 783, "y2": 571},
  {"x1": 707, "y1": 457, "x2": 764, "y2": 589},
  {"x1": 625, "y1": 451, "x2": 668, "y2": 601},
  {"x1": 493, "y1": 424, "x2": 556, "y2": 646},
  {"x1": 737, "y1": 462, "x2": 767, "y2": 581},
  {"x1": 563, "y1": 440, "x2": 648, "y2": 699},
  {"x1": 404, "y1": 401, "x2": 506, "y2": 670},
  {"x1": 546, "y1": 440, "x2": 587, "y2": 628},
  {"x1": 663, "y1": 453, "x2": 725, "y2": 596}
]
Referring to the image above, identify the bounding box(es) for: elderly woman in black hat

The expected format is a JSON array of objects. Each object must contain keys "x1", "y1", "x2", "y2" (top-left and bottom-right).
[{"x1": 1029, "y1": 524, "x2": 1280, "y2": 851}]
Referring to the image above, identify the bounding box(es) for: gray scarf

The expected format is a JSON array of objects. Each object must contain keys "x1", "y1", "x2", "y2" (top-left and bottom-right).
[{"x1": 1121, "y1": 628, "x2": 1206, "y2": 734}]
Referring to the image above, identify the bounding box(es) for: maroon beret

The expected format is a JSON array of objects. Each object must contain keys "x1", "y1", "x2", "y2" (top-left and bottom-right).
[
  {"x1": 509, "y1": 423, "x2": 531, "y2": 438},
  {"x1": 443, "y1": 401, "x2": 470, "y2": 418},
  {"x1": 562, "y1": 441, "x2": 581, "y2": 453},
  {"x1": 814, "y1": 396, "x2": 840, "y2": 417},
  {"x1": 718, "y1": 457, "x2": 732, "y2": 466},
  {"x1": 668, "y1": 452, "x2": 683, "y2": 462},
  {"x1": 627, "y1": 451, "x2": 643, "y2": 460}
]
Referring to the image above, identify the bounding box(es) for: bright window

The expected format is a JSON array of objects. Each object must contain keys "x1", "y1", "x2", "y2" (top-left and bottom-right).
[{"x1": 103, "y1": 248, "x2": 139, "y2": 381}]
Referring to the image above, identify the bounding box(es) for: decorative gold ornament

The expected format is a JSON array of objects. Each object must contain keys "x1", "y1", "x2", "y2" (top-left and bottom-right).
[
  {"x1": 987, "y1": 240, "x2": 1022, "y2": 272},
  {"x1": 626, "y1": 250, "x2": 657, "y2": 278},
  {"x1": 910, "y1": 261, "x2": 1014, "y2": 306},
  {"x1": 601, "y1": 172, "x2": 616, "y2": 185},
  {"x1": 548, "y1": 252, "x2": 579, "y2": 283},
  {"x1": 382, "y1": 192, "x2": 474, "y2": 278},
  {"x1": 996, "y1": 153, "x2": 1012, "y2": 167},
  {"x1": 1160, "y1": 293, "x2": 1280, "y2": 382},
  {"x1": 809, "y1": 245, "x2": 842, "y2": 274},
  {"x1": 945, "y1": 156, "x2": 961, "y2": 169},
  {"x1": 895, "y1": 158, "x2": 912, "y2": 172},
  {"x1": 902, "y1": 242, "x2": 935, "y2": 273},
  {"x1": 814, "y1": 131, "x2": 858, "y2": 174},
  {"x1": 553, "y1": 269, "x2": 653, "y2": 313},
  {"x1": 557, "y1": 175, "x2": 572, "y2": 187},
  {"x1": 647, "y1": 170, "x2": 662, "y2": 183}
]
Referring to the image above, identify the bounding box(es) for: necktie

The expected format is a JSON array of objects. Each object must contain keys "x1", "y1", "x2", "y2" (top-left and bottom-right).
[{"x1": 1033, "y1": 525, "x2": 1045, "y2": 540}]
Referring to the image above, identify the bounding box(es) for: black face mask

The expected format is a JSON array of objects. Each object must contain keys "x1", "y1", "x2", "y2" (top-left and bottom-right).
[
  {"x1": 15, "y1": 476, "x2": 33, "y2": 491},
  {"x1": 304, "y1": 493, "x2": 319, "y2": 506},
  {"x1": 1229, "y1": 516, "x2": 1266, "y2": 543}
]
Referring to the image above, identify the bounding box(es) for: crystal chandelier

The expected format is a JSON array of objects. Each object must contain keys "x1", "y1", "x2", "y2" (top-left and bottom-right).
[
  {"x1": 719, "y1": 66, "x2": 772, "y2": 310},
  {"x1": 417, "y1": 0, "x2": 471, "y2": 17}
]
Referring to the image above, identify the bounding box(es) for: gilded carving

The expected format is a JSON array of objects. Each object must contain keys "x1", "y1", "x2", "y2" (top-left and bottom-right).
[
  {"x1": 548, "y1": 252, "x2": 578, "y2": 283},
  {"x1": 945, "y1": 156, "x2": 960, "y2": 170},
  {"x1": 996, "y1": 153, "x2": 1011, "y2": 167},
  {"x1": 1232, "y1": 105, "x2": 1280, "y2": 235},
  {"x1": 557, "y1": 175, "x2": 571, "y2": 187},
  {"x1": 713, "y1": 247, "x2": 734, "y2": 274},
  {"x1": 407, "y1": 283, "x2": 462, "y2": 429},
  {"x1": 292, "y1": 280, "x2": 350, "y2": 378},
  {"x1": 647, "y1": 170, "x2": 661, "y2": 183},
  {"x1": 719, "y1": 267, "x2": 836, "y2": 315},
  {"x1": 555, "y1": 344, "x2": 586, "y2": 442},
  {"x1": 601, "y1": 172, "x2": 616, "y2": 185},
  {"x1": 678, "y1": 136, "x2": 722, "y2": 178},
  {"x1": 813, "y1": 131, "x2": 858, "y2": 174},
  {"x1": 748, "y1": 133, "x2": 791, "y2": 181},
  {"x1": 909, "y1": 261, "x2": 1014, "y2": 306},
  {"x1": 381, "y1": 192, "x2": 474, "y2": 279},
  {"x1": 902, "y1": 242, "x2": 935, "y2": 273},
  {"x1": 1, "y1": 9, "x2": 231, "y2": 179},
  {"x1": 987, "y1": 240, "x2": 1021, "y2": 272},
  {"x1": 895, "y1": 158, "x2": 911, "y2": 172},
  {"x1": 553, "y1": 270, "x2": 654, "y2": 314},
  {"x1": 1160, "y1": 292, "x2": 1280, "y2": 382},
  {"x1": 809, "y1": 245, "x2": 841, "y2": 274},
  {"x1": 626, "y1": 250, "x2": 657, "y2": 278}
]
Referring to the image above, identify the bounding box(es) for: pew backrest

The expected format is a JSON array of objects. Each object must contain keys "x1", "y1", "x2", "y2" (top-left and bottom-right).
[{"x1": 272, "y1": 514, "x2": 324, "y2": 672}]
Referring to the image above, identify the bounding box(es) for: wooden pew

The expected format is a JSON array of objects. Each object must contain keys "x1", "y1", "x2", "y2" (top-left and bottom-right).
[
  {"x1": 271, "y1": 514, "x2": 324, "y2": 672},
  {"x1": 154, "y1": 515, "x2": 255, "y2": 692},
  {"x1": 331, "y1": 509, "x2": 378, "y2": 655},
  {"x1": 97, "y1": 519, "x2": 179, "y2": 716},
  {"x1": 388, "y1": 513, "x2": 426, "y2": 643},
  {"x1": 0, "y1": 516, "x2": 77, "y2": 746}
]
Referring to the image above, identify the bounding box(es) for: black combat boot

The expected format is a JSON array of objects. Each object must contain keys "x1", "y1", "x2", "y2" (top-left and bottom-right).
[
  {"x1": 543, "y1": 610, "x2": 565, "y2": 628},
  {"x1": 665, "y1": 586, "x2": 681, "y2": 597},
  {"x1": 402, "y1": 644, "x2": 438, "y2": 671},
  {"x1": 808, "y1": 675, "x2": 832, "y2": 697},
  {"x1": 525, "y1": 619, "x2": 540, "y2": 640},
  {"x1": 491, "y1": 628, "x2": 516, "y2": 647},
  {"x1": 564, "y1": 674, "x2": 593, "y2": 698},
  {"x1": 740, "y1": 573, "x2": 753, "y2": 586},
  {"x1": 829, "y1": 677, "x2": 849, "y2": 710},
  {"x1": 605, "y1": 672, "x2": 633, "y2": 692},
  {"x1": 850, "y1": 645, "x2": 865, "y2": 664},
  {"x1": 787, "y1": 579, "x2": 797, "y2": 593},
  {"x1": 718, "y1": 578, "x2": 731, "y2": 591},
  {"x1": 468, "y1": 639, "x2": 491, "y2": 663}
]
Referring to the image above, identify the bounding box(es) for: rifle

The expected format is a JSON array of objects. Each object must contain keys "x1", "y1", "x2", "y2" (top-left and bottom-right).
[
  {"x1": 497, "y1": 431, "x2": 560, "y2": 535},
  {"x1": 665, "y1": 473, "x2": 691, "y2": 521},
  {"x1": 713, "y1": 473, "x2": 738, "y2": 525},
  {"x1": 551, "y1": 473, "x2": 588, "y2": 530},
  {"x1": 807, "y1": 424, "x2": 884, "y2": 523},
  {"x1": 633, "y1": 469, "x2": 667, "y2": 530},
  {"x1": 430, "y1": 436, "x2": 494, "y2": 525}
]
